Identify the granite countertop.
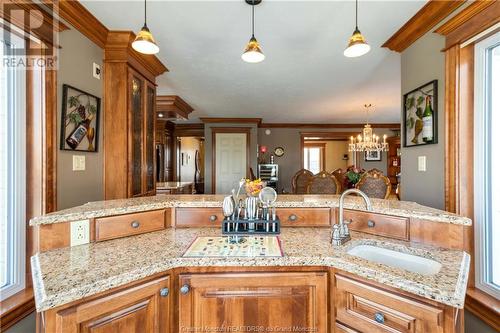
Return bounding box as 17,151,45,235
156,181,193,190
29,194,472,226
31,228,470,312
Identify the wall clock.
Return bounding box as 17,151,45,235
274,147,285,157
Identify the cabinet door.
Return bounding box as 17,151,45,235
129,71,144,197
179,272,328,332
335,275,443,333
54,276,170,333
144,82,156,194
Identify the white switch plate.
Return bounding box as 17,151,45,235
70,220,90,246
73,155,85,171
93,62,101,79
418,156,427,172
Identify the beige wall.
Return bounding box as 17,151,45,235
57,28,103,209
307,140,349,172
400,30,445,209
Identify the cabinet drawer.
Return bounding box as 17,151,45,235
175,208,223,227
335,275,443,333
95,209,166,241
343,210,409,240
336,322,360,333
277,208,331,227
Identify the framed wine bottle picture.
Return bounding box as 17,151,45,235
403,80,438,147
60,84,101,152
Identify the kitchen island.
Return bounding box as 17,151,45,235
30,195,472,333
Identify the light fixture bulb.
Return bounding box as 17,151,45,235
344,28,370,58
132,24,159,55
242,36,265,63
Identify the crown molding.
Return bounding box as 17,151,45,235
104,31,168,79
382,0,466,52
55,0,108,48
156,95,194,120
199,117,263,125
434,0,497,36
259,123,400,129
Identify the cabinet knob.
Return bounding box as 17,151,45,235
209,215,218,222
367,220,375,228
288,214,298,222
374,312,385,324
131,220,140,228
180,284,190,295
159,287,169,297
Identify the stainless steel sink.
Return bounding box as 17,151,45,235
347,244,442,275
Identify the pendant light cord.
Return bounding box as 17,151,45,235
355,0,359,30
252,0,255,37
144,0,147,26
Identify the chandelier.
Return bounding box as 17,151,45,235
348,104,388,152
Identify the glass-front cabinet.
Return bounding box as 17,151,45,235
128,68,156,197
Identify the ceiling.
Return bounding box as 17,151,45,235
82,0,425,123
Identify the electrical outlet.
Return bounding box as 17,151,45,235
70,220,90,246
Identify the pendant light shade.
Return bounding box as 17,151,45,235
344,28,370,57
242,0,264,63
132,24,159,55
242,36,265,63
132,0,159,55
344,0,370,58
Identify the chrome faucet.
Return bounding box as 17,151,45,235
332,189,373,246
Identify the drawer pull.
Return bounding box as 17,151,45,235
288,214,298,222
367,220,375,228
159,287,169,297
209,215,218,222
374,312,385,324
131,220,140,228
180,284,190,294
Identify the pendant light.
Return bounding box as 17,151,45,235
344,0,370,58
242,0,265,63
132,0,159,55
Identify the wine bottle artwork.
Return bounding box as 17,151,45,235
403,80,437,147
422,96,433,142
60,85,100,152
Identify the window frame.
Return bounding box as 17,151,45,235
0,34,27,301
473,31,500,300
303,143,325,174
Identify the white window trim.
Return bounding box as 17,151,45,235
473,32,500,300
0,36,26,300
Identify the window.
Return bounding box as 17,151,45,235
303,143,325,174
474,31,500,299
0,30,26,300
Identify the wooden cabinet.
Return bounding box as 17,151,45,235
178,272,328,332
175,207,224,227
103,31,167,199
342,210,409,241
277,207,331,227
386,136,401,194
335,274,443,333
95,209,166,241
44,276,170,333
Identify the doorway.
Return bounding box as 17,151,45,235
212,128,250,194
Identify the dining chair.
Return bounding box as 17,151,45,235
291,169,314,194
306,171,341,194
356,168,391,199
